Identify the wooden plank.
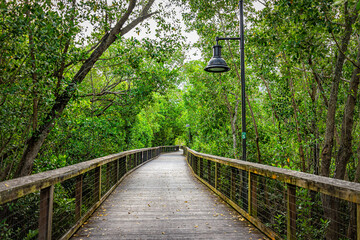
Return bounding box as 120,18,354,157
287,183,296,240
71,152,267,240
61,156,159,240
39,185,54,240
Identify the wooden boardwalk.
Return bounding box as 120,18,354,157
71,151,267,239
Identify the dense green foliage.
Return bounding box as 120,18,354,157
1,0,360,239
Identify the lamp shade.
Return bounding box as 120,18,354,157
204,44,230,73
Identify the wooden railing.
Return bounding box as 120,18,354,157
183,147,360,240
0,146,179,240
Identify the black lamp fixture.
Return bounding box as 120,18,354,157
204,43,230,73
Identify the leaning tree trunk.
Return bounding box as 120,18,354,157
335,41,360,240
320,2,359,239
14,0,158,177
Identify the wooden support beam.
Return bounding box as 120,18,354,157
207,160,211,184
215,162,219,190
94,166,101,201
231,167,236,201
116,159,120,181
287,183,296,240
75,175,83,221
248,172,257,216
357,203,360,240
39,185,54,240
197,156,201,177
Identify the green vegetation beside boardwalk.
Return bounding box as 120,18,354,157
1,0,360,239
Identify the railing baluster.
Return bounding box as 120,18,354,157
116,158,120,181
207,159,211,184
357,203,360,240
287,183,296,240
39,185,54,240
231,167,236,201
215,162,219,190
94,166,101,201
197,156,201,176
75,175,83,221
248,172,257,216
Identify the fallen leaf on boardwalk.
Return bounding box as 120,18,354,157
176,209,180,211
194,225,198,228
184,201,188,203
162,232,165,235
128,212,131,214
148,204,151,207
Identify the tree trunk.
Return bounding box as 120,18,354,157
320,3,359,239
288,76,306,172
320,1,357,178
334,43,360,181
14,0,157,177
246,95,262,163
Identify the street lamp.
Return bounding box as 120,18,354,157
204,0,246,164
204,0,247,209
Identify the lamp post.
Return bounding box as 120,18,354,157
186,124,191,147
204,0,247,209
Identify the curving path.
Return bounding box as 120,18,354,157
71,151,267,239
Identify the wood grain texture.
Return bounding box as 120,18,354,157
71,152,267,239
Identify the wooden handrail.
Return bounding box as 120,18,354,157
0,148,156,205
0,146,179,240
184,147,360,240
187,148,360,203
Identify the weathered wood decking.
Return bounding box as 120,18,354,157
71,151,267,239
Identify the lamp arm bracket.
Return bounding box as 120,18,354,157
216,36,241,45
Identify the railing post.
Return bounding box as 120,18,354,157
75,175,83,221
287,183,296,240
357,204,360,240
207,160,211,183
106,163,111,190
39,185,54,240
116,159,120,181
125,155,129,172
215,162,219,189
231,168,236,201
248,172,257,216
197,156,201,176
94,166,101,201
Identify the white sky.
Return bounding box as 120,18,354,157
81,1,264,61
